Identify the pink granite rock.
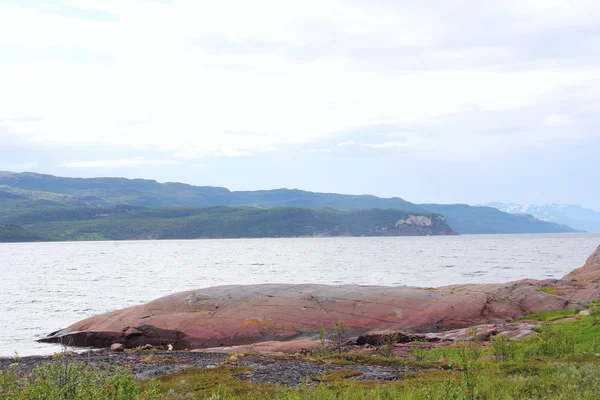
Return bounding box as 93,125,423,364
563,245,600,282
40,246,600,351
423,322,543,341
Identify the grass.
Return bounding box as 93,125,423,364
320,352,439,368
0,354,162,400
547,311,600,351
515,308,578,322
154,364,600,399
147,366,281,399
586,300,600,308
539,286,559,296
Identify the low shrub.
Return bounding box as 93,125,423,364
490,334,519,361
0,355,161,400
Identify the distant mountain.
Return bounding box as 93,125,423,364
0,171,578,235
421,204,578,234
0,171,421,211
485,202,600,233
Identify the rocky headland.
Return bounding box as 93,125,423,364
40,245,600,353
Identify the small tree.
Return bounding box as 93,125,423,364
317,324,328,356
410,341,427,361
490,334,518,362
380,332,399,358
330,320,349,354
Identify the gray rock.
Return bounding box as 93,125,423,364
110,343,124,352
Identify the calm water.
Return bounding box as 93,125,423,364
1,233,598,356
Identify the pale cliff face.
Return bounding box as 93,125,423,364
395,215,433,227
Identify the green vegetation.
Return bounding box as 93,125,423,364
540,310,600,348
330,320,350,354
0,224,59,242
539,286,560,296
0,171,578,235
145,366,278,399
317,325,328,357
0,355,161,399
0,206,453,242
320,353,434,368
151,363,600,399
380,332,399,359
515,309,578,322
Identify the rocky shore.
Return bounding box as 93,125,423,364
0,349,441,386
39,245,600,354
0,245,596,391
0,350,226,381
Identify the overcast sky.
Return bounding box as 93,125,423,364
0,0,599,209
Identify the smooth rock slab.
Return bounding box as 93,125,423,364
40,245,600,351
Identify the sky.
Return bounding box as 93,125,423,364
0,0,599,209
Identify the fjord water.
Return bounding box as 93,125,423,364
1,233,599,357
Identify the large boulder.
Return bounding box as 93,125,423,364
563,245,600,282
40,246,600,351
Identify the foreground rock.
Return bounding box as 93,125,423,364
41,246,600,352
354,321,543,346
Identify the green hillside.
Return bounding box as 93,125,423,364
0,171,578,235
0,172,421,211
4,206,455,241
0,224,60,242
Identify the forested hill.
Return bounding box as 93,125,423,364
0,206,455,241
0,224,59,243
0,171,578,235
0,171,420,211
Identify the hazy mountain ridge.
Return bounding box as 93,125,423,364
485,202,600,233
419,203,578,234
0,171,578,235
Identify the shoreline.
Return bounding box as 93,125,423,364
3,231,599,245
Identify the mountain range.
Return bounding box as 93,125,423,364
0,171,578,241
485,203,600,233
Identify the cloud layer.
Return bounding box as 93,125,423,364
0,0,598,207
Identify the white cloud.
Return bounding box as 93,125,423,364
61,158,179,168
0,1,599,159
302,148,331,153
544,113,570,126
387,132,418,138
360,142,414,149
344,132,425,150
173,149,254,158
0,162,39,172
